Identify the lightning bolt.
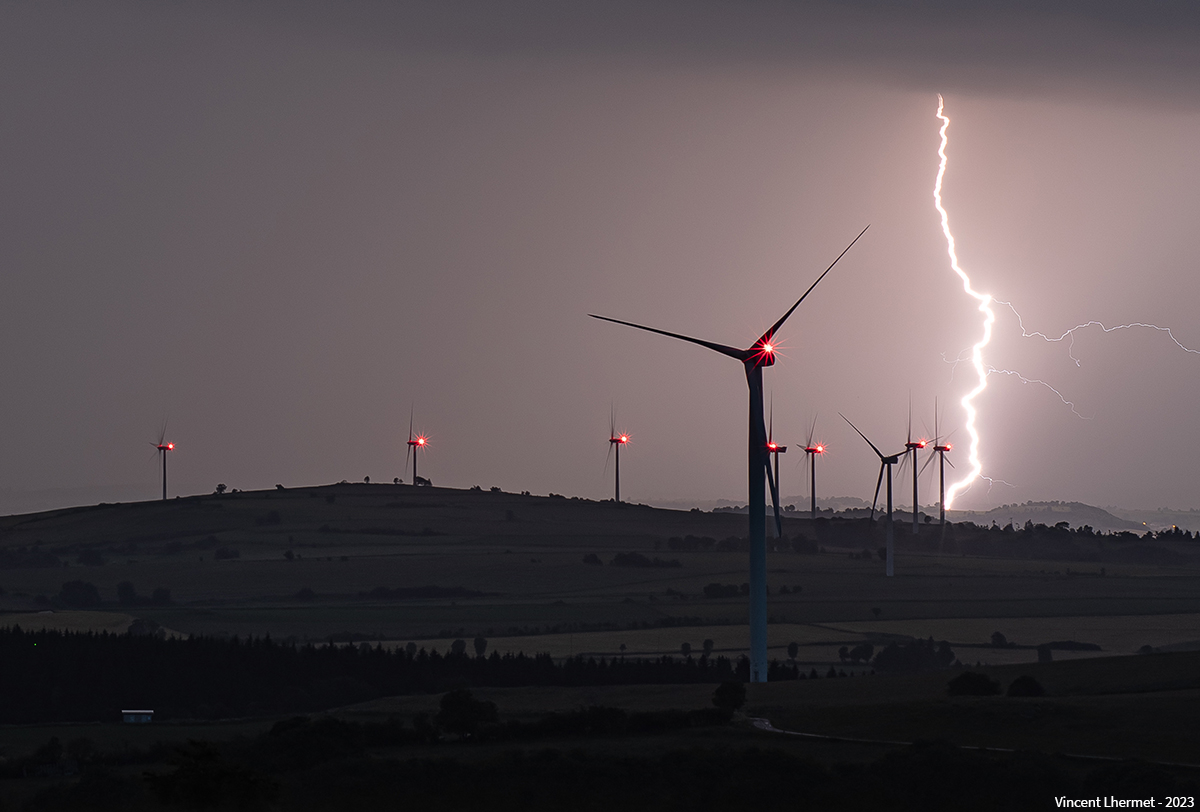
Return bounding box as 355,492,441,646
933,95,1198,509
933,95,993,510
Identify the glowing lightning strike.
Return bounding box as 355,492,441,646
934,95,993,510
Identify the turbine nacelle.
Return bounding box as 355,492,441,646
804,444,825,455
155,442,174,452
766,442,786,453
610,434,629,445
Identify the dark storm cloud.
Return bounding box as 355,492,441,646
270,1,1200,104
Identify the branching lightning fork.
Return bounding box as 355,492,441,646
934,95,1197,508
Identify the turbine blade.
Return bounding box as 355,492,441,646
610,404,615,438
840,413,885,460
945,456,956,470
897,450,910,479
871,463,884,521
807,414,817,448
752,225,869,347
588,315,748,360
604,441,613,476
408,405,414,443
769,396,774,444
907,396,912,445
764,454,783,538
918,449,936,478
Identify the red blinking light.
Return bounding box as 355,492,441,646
816,445,824,453
166,443,174,450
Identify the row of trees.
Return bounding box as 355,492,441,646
0,627,824,723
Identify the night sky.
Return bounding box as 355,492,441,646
2,2,1198,513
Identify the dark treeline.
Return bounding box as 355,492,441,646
0,627,809,723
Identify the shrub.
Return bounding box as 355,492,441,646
947,671,1001,696
1006,675,1045,697
76,550,105,567
712,681,746,711
609,552,680,568
58,580,101,608
702,583,739,599
436,689,497,736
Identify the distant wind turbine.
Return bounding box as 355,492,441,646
606,407,630,503
802,416,826,520
900,402,929,535
842,413,902,577
151,423,174,501
405,408,429,485
927,399,954,525
591,225,869,682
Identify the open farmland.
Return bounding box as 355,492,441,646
1,483,1200,668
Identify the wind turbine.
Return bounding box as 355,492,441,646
841,414,902,577
151,424,174,501
607,407,630,503
405,409,429,485
766,400,786,514
926,399,954,525
801,417,826,520
591,226,868,682
901,403,928,536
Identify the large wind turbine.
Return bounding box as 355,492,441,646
591,226,868,682
842,414,902,578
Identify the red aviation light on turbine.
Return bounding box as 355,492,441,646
766,441,786,453
610,433,630,445
409,435,428,448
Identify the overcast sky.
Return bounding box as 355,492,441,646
2,1,1199,514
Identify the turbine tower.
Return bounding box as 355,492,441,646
607,407,630,503
591,226,868,682
802,417,825,520
405,409,429,485
152,426,174,502
842,414,902,577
